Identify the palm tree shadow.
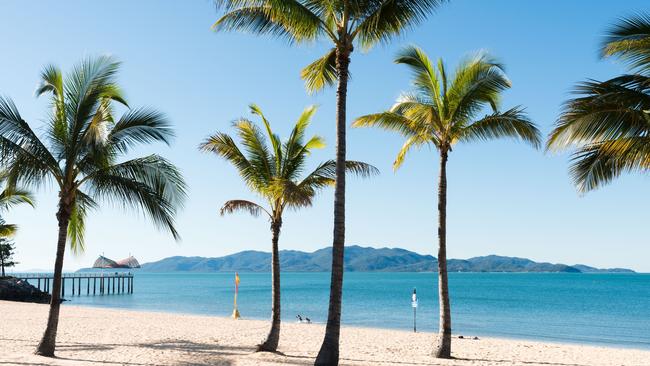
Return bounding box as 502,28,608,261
51,339,250,366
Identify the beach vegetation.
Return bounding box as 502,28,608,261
200,104,376,352
211,1,447,361
0,56,187,356
353,45,541,357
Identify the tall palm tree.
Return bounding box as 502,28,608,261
200,104,376,353
0,56,187,357
353,46,540,358
211,2,446,363
547,14,650,191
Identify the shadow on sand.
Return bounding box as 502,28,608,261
0,338,596,366
1,338,247,366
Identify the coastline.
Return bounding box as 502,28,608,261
52,300,650,351
2,300,649,366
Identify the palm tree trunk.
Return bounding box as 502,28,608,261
315,45,351,366
434,149,452,358
257,218,282,352
35,200,71,357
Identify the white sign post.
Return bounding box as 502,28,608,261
411,288,418,333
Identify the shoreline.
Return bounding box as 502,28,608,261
53,301,650,351
3,300,650,366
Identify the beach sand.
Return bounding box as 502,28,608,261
1,300,648,366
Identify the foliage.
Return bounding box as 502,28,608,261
0,56,187,253
0,238,18,276
548,14,650,192
200,104,377,220
0,179,34,238
353,45,541,163
212,0,447,92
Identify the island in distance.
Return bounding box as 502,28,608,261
98,246,633,273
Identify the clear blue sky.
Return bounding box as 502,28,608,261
2,0,649,272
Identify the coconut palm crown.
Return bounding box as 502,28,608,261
200,104,376,353
0,56,187,357
201,104,378,218
548,13,650,192
353,45,540,358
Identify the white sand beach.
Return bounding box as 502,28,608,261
1,301,648,366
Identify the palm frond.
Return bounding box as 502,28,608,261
344,160,380,178
212,0,324,44
569,137,650,192
83,155,187,241
353,0,446,50
282,105,320,178
68,192,97,254
547,77,650,151
446,52,509,123
63,56,126,161
199,132,261,189
249,104,282,171
0,96,60,184
602,13,650,74
462,107,541,149
0,187,35,211
393,134,428,170
395,45,444,111
220,199,270,218
0,222,17,237
108,107,174,154
298,159,378,192
234,118,275,184
352,111,425,138
301,48,338,93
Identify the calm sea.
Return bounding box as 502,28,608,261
26,272,650,349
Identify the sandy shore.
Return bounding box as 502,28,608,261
1,301,648,366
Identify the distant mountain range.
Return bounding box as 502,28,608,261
131,246,634,273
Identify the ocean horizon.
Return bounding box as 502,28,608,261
18,271,650,350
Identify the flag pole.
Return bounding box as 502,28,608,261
232,272,241,319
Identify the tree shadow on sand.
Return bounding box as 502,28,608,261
2,339,248,366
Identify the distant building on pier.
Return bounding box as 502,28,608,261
93,255,141,269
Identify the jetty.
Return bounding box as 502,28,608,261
14,272,134,297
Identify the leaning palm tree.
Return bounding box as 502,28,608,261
547,14,650,192
353,45,540,358
211,2,446,362
0,56,186,357
200,104,376,353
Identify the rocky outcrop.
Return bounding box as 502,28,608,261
0,277,51,304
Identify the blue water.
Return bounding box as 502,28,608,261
26,272,650,349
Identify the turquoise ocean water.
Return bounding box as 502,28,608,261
26,272,650,349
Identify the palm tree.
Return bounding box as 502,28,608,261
353,46,540,358
0,56,187,357
200,104,376,353
211,2,446,363
547,14,650,192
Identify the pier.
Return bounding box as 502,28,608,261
15,272,134,297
